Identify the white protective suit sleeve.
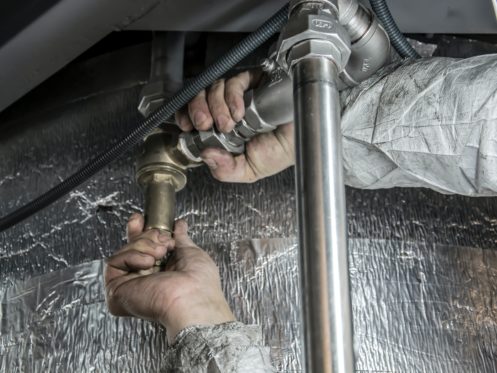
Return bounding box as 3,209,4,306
341,54,497,196
162,322,273,372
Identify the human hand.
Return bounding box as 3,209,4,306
175,70,295,183
105,213,235,342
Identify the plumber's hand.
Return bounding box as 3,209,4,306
105,213,235,342
176,70,295,183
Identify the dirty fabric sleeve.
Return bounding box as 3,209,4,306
341,54,497,196
163,322,273,373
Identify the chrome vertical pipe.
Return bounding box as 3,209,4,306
292,57,354,373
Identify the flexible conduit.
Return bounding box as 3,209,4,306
0,4,289,232
369,0,420,59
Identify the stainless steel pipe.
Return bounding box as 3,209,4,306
292,57,354,373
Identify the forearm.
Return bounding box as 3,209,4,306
164,322,273,373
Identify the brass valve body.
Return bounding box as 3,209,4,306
136,129,198,233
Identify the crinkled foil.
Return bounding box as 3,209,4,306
2,45,497,372
2,239,497,372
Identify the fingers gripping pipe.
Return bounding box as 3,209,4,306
178,0,390,162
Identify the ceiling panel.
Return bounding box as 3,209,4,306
127,0,497,34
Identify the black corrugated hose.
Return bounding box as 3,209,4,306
0,4,289,232
369,0,420,59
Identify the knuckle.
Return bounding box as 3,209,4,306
209,86,226,101
225,79,241,92
225,92,240,107
211,79,224,88
192,92,206,103
189,99,204,111
225,95,241,112
135,237,148,245
127,248,143,257
207,89,220,103
195,89,207,99
134,237,155,248
189,95,207,110
115,244,130,254
210,103,226,114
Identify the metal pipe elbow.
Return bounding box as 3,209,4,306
339,2,391,87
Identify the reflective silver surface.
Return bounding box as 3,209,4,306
3,238,497,372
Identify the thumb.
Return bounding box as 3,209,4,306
127,213,145,242
173,220,197,248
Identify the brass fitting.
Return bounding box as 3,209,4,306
136,128,198,234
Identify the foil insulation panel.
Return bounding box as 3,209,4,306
2,239,497,372
1,44,497,372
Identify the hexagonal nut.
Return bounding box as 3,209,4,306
178,129,247,162
288,39,345,70
244,101,275,133
137,81,171,117
198,130,245,154
178,132,202,162
276,13,351,72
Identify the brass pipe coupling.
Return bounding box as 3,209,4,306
136,129,200,234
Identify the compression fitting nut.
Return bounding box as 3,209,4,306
276,0,351,72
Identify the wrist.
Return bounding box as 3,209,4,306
160,292,235,343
